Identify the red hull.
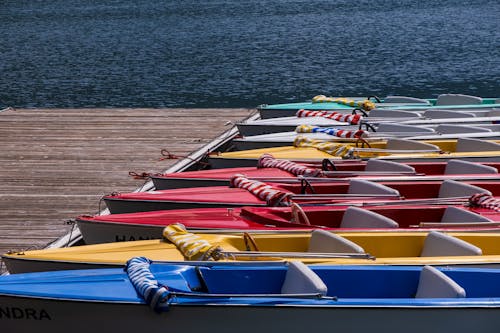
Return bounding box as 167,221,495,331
78,204,500,231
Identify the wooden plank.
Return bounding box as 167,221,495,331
0,107,254,273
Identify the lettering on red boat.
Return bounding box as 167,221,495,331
0,306,51,320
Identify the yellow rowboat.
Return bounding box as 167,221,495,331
6,224,500,273
210,137,500,168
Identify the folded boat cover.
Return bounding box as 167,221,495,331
163,224,222,261
230,174,292,206
296,109,362,125
294,136,355,157
257,153,323,177
469,193,500,212
311,95,376,111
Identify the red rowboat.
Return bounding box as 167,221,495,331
103,177,500,214
150,158,500,189
78,199,500,244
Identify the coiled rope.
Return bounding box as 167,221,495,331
230,174,293,206
296,109,362,125
257,153,323,177
468,193,500,212
125,257,171,312
311,95,376,111
296,124,368,139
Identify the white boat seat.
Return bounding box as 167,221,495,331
488,109,500,117
438,179,492,198
440,206,493,223
420,231,482,257
365,159,416,173
423,110,477,119
340,207,399,228
347,179,401,197
368,109,422,118
436,124,492,134
455,137,500,152
383,96,431,105
436,94,483,106
308,229,365,254
444,160,498,175
385,138,440,151
415,265,466,298
281,261,327,296
377,123,435,133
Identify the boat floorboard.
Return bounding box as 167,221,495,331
0,107,254,273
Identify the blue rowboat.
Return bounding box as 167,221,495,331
2,258,500,333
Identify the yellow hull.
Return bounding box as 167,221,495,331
6,231,500,269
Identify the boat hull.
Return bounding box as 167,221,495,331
2,294,500,333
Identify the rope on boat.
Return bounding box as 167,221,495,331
296,109,363,125
230,174,293,206
158,149,211,168
125,257,171,312
296,124,368,138
310,96,376,111
257,153,323,177
163,224,223,261
469,193,500,212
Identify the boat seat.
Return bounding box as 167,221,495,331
440,206,493,223
420,231,482,257
415,265,466,298
347,179,401,197
385,138,441,151
444,160,498,175
383,96,431,105
436,124,492,134
423,110,477,119
340,206,399,228
308,229,365,254
377,123,435,133
365,159,416,173
368,109,422,118
455,137,500,152
281,261,327,296
488,109,500,117
438,179,492,198
436,94,483,106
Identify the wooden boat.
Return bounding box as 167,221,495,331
151,158,500,189
76,201,500,244
233,124,500,150
259,94,500,118
7,225,500,272
209,137,500,168
103,177,499,214
2,260,500,333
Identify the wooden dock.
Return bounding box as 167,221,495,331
0,107,255,272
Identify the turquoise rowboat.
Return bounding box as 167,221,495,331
259,94,500,118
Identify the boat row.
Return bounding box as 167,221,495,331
2,93,500,332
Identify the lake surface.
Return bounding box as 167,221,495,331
1,0,499,108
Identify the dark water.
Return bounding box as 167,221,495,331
1,0,499,108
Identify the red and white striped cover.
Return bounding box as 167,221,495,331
469,193,500,212
257,153,323,177
229,174,292,206
296,109,362,125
